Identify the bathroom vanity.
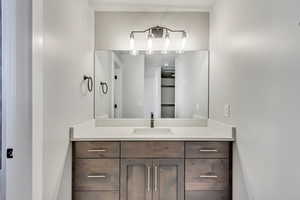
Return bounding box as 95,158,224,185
72,141,232,200
71,48,234,200
71,120,235,200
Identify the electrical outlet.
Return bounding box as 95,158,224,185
224,104,231,118
7,148,14,159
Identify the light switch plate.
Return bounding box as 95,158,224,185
224,104,231,118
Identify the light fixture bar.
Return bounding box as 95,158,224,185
129,26,187,53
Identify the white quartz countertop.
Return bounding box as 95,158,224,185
70,119,236,141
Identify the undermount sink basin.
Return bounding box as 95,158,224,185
132,128,173,135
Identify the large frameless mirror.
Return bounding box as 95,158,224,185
94,50,209,119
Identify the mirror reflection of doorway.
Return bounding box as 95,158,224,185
161,66,175,118
113,62,122,118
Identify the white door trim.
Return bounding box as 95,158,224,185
32,0,44,199
1,0,17,199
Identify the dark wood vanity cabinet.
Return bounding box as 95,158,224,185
72,142,120,200
72,141,232,200
185,142,231,200
120,159,184,200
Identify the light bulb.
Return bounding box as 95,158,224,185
179,31,187,54
147,32,153,54
130,32,136,55
162,31,170,54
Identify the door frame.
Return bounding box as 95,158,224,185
32,0,44,200
1,0,16,198
0,0,4,198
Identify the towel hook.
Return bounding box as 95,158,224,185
83,75,93,92
100,82,108,94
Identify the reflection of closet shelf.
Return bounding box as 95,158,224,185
161,104,175,107
161,85,175,88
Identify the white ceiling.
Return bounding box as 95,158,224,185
89,0,216,11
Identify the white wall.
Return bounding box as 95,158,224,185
210,0,300,199
175,51,208,118
95,12,209,51
95,51,113,118
119,54,145,118
42,0,94,200
144,65,161,118
2,0,32,199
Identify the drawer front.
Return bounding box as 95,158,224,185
74,142,120,158
73,191,119,200
73,159,119,191
121,142,184,158
185,159,229,191
186,191,230,200
185,142,230,158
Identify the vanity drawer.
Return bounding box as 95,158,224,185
121,142,184,158
185,142,230,158
73,191,119,200
73,159,119,191
185,159,229,191
185,191,230,200
74,142,120,158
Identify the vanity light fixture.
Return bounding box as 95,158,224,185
129,26,187,55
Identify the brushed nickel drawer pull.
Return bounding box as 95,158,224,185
87,174,106,178
147,166,151,192
199,149,218,152
199,175,218,178
88,149,107,152
154,166,158,192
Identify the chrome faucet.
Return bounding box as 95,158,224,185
150,112,154,128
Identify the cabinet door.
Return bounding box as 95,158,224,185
153,159,184,200
121,159,153,200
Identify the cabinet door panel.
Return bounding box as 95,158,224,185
121,159,152,200
153,159,184,200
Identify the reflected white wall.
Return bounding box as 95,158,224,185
175,51,208,118
119,54,145,118
95,51,113,118
144,65,161,118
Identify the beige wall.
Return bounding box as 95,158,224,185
95,12,209,50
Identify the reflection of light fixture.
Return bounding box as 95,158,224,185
129,26,187,55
